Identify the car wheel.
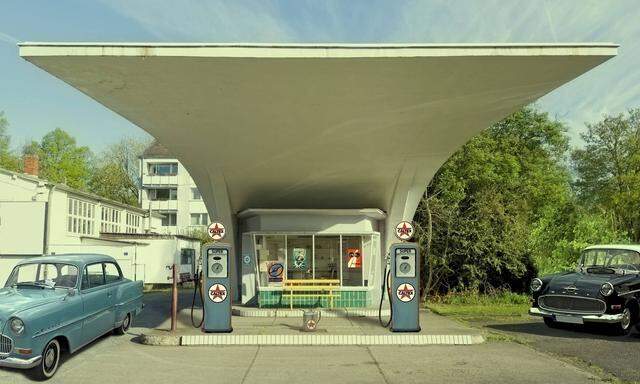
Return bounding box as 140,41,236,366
29,339,61,381
543,316,560,328
611,306,635,336
114,313,131,335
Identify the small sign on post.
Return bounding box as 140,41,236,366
394,221,415,241
207,222,226,241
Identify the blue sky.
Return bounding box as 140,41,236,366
1,0,639,152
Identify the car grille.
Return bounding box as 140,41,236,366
539,295,606,315
0,334,12,355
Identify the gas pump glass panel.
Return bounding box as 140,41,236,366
395,248,416,278
207,248,228,278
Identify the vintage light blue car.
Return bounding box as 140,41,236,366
0,254,143,380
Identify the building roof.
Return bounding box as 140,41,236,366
0,166,149,215
19,43,618,233
141,140,173,159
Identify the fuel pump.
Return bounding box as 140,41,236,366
389,242,421,332
201,243,233,333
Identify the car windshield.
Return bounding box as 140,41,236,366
5,263,79,289
579,249,640,273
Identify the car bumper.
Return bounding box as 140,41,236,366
529,307,624,324
0,355,41,369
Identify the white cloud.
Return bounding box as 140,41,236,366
100,0,640,144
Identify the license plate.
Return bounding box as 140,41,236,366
554,314,584,324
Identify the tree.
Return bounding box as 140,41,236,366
415,107,572,295
0,111,19,171
88,137,149,205
27,128,92,190
572,109,640,241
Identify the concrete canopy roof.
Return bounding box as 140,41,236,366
19,43,617,246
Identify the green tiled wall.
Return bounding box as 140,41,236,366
258,290,369,308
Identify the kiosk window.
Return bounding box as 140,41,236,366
255,235,286,286
342,236,363,286
287,235,313,280
314,236,340,279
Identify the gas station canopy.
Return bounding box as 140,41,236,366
19,43,617,249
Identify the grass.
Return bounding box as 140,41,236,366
426,290,531,320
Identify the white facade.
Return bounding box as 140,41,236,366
139,148,210,236
0,167,200,285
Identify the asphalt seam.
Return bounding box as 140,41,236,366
240,345,261,384
365,346,391,384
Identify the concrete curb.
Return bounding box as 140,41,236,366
232,307,390,318
140,333,484,346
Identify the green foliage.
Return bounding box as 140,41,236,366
572,109,640,241
28,128,92,190
416,107,569,294
427,290,530,318
89,137,149,205
0,112,19,171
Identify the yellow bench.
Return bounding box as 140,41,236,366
281,279,341,309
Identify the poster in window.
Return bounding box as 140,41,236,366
267,262,284,282
346,248,362,269
292,248,307,270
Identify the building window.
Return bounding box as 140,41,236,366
148,163,178,176
67,197,95,235
148,188,177,201
287,235,313,280
125,212,141,233
341,236,363,286
255,235,286,287
191,188,202,200
160,211,177,226
101,206,122,233
315,236,340,280
253,234,374,288
190,213,209,226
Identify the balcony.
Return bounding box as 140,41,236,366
142,174,178,186
147,200,178,210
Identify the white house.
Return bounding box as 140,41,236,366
139,141,211,235
0,162,201,286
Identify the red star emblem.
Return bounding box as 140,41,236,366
397,284,414,300
210,285,226,299
209,224,224,236
397,222,412,237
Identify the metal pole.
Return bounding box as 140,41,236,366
171,264,178,332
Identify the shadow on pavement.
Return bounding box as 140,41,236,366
487,321,640,342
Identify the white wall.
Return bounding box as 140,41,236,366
0,201,46,255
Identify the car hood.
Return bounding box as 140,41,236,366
546,271,633,295
0,287,66,320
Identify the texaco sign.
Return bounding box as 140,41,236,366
207,222,226,241
395,221,415,241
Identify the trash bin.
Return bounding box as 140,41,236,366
302,309,321,332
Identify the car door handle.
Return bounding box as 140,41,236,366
107,293,113,298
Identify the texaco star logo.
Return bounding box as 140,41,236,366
395,221,415,241
208,283,228,303
207,222,226,240
396,283,415,302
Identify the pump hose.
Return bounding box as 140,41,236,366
190,271,205,328
378,266,393,328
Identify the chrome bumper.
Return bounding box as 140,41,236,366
529,307,624,323
0,355,41,369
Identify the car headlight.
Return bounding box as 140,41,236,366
9,317,25,335
600,282,614,297
530,278,543,292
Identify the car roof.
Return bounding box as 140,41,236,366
584,244,640,252
17,253,117,266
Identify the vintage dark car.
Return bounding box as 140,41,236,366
529,245,640,335
0,254,143,380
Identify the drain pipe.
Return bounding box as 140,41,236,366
43,184,56,255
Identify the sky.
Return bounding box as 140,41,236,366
1,0,639,153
